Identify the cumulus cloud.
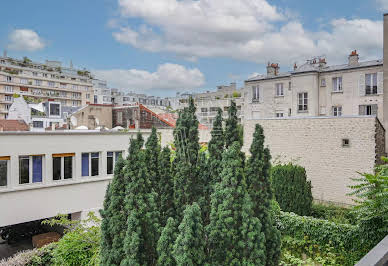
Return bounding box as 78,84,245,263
8,29,46,51
93,63,205,95
112,0,383,67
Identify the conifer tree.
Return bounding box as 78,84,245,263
173,203,206,266
246,124,281,266
207,142,265,265
159,146,174,225
122,142,160,265
208,108,224,182
173,97,201,217
146,127,161,202
224,100,240,148
100,157,127,265
157,217,177,266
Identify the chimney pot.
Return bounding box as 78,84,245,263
348,50,359,66
267,62,280,76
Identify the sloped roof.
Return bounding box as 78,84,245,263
156,112,209,130
0,120,29,131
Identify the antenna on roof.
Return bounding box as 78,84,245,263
70,60,73,69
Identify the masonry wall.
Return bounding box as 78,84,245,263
71,105,112,129
243,116,381,205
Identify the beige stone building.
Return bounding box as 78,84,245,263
0,56,94,119
244,53,383,121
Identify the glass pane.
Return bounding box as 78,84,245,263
53,157,61,180
107,156,113,175
32,156,42,183
19,157,29,184
82,153,89,176
91,157,99,176
0,161,7,186
64,156,72,179
115,152,122,161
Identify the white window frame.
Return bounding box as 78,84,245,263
332,106,342,117
82,152,100,177
275,83,284,96
252,85,260,101
332,77,342,92
0,158,10,188
18,155,45,185
321,78,326,87
276,112,284,118
107,151,123,175
35,80,42,86
48,81,55,87
20,78,28,85
365,73,377,95
5,86,13,92
52,155,74,181
5,95,13,102
298,92,308,112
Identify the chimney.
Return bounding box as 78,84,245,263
267,62,279,76
293,63,298,71
319,57,327,68
348,50,359,66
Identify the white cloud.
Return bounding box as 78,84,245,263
8,29,46,51
377,0,388,11
93,63,205,95
112,0,383,67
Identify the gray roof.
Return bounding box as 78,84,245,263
246,59,383,82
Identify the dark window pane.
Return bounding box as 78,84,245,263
115,152,122,161
64,156,72,179
107,156,113,175
19,157,29,184
0,161,7,186
82,153,89,176
91,157,99,176
53,157,61,180
32,156,42,183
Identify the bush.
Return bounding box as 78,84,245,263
311,203,356,225
272,163,313,216
28,242,57,265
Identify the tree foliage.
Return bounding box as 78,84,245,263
145,127,161,191
207,108,224,183
272,163,313,216
246,124,281,266
224,100,241,148
207,142,266,265
159,146,174,226
173,203,206,266
157,217,177,266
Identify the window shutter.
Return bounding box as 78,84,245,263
372,104,378,116
359,74,365,96
377,72,383,94
359,105,365,115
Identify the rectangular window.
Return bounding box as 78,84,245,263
201,108,208,113
91,153,99,176
48,81,55,87
86,93,90,99
82,153,89,176
6,76,12,82
252,85,259,101
53,154,74,180
359,104,378,116
0,157,10,186
332,106,342,117
275,83,284,96
33,121,44,128
288,81,292,91
5,96,13,102
82,152,99,177
19,155,43,184
49,103,60,116
298,93,308,112
35,80,42,86
5,86,13,92
60,83,67,89
276,112,284,118
20,78,28,84
332,77,342,92
365,73,377,95
33,72,38,77
321,78,326,87
107,151,123,175
72,85,78,90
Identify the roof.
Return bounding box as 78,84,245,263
0,120,29,131
246,59,383,82
156,112,209,130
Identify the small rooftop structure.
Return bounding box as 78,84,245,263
0,119,29,131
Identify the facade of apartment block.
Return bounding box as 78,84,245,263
244,53,383,122
0,56,94,119
92,79,112,105
111,89,170,108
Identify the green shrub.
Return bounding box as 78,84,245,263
28,242,57,265
311,203,356,224
272,163,313,216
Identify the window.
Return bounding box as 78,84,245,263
6,76,12,82
5,95,13,102
332,77,342,92
82,152,99,177
60,83,67,89
365,73,377,95
288,81,292,91
33,72,38,77
5,104,11,110
201,108,208,113
43,73,48,78
35,80,42,86
86,93,90,99
321,78,326,87
19,155,43,184
20,78,28,84
342,139,350,147
107,151,123,175
0,156,10,186
252,85,259,101
275,83,284,96
332,106,342,117
52,154,74,180
117,112,123,124
33,121,44,128
48,81,55,87
276,112,284,118
359,104,378,116
49,103,60,116
72,101,79,107
5,86,13,92
72,85,78,90
298,93,308,112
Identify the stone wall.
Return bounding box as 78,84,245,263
243,116,382,205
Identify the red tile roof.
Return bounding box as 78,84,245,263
156,112,209,130
0,120,29,131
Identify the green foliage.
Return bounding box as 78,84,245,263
146,127,161,190
232,91,241,98
246,124,281,266
349,158,388,249
157,217,177,266
224,100,241,148
207,142,266,265
173,203,206,265
159,146,175,226
208,108,224,182
27,242,57,266
42,213,101,266
272,163,313,216
310,203,356,224
99,156,127,265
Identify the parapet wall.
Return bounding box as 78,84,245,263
243,116,383,205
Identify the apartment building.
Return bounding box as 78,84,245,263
111,89,170,108
92,79,112,105
0,56,94,119
244,52,383,121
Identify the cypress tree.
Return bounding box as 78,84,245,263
207,107,224,182
145,127,161,189
224,100,241,148
159,146,174,225
100,156,127,265
123,143,160,265
173,96,201,217
246,124,281,266
173,203,206,266
207,142,266,265
157,217,177,266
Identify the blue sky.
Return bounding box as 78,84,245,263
0,0,387,96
